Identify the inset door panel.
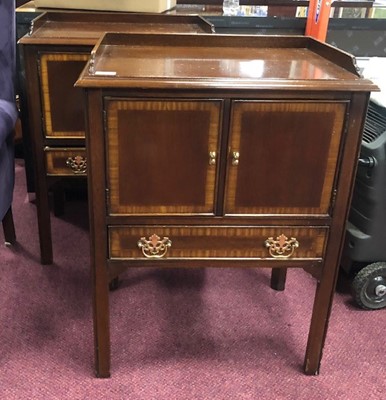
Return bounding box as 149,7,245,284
40,53,89,138
225,101,346,216
105,99,222,215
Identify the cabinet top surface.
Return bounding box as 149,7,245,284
76,33,376,92
18,11,214,45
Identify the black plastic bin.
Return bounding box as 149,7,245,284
342,99,386,310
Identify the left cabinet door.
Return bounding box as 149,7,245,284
105,98,222,215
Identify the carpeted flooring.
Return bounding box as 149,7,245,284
0,159,384,399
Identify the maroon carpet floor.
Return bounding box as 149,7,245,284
0,159,384,399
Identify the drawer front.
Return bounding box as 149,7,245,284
45,147,87,176
109,226,328,260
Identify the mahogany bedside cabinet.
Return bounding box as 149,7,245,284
18,11,214,264
75,32,376,377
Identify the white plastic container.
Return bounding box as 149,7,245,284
222,0,240,16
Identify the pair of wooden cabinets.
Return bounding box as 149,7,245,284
75,32,375,377
20,15,377,375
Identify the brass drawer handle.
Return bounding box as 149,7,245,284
66,155,87,174
265,234,299,258
137,234,172,259
231,151,240,166
209,151,217,166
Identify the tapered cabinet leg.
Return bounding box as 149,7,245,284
53,184,66,217
37,197,53,265
303,264,337,375
34,178,53,264
93,261,111,378
271,268,287,291
109,277,120,291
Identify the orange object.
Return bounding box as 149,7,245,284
305,0,332,41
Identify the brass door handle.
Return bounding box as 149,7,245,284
137,234,172,258
231,151,240,166
265,234,299,258
66,155,87,174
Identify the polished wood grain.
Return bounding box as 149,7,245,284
40,53,89,138
225,101,346,216
77,33,376,378
21,12,214,45
106,98,221,215
77,33,373,91
19,12,214,265
109,225,327,259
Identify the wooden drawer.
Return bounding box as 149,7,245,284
45,147,87,176
109,226,328,260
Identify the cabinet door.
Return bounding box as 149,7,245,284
39,52,89,138
224,101,346,216
105,98,222,215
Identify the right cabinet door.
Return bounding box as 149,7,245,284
224,101,347,216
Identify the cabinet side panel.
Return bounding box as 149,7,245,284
40,53,89,137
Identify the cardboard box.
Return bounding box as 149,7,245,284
34,0,177,13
